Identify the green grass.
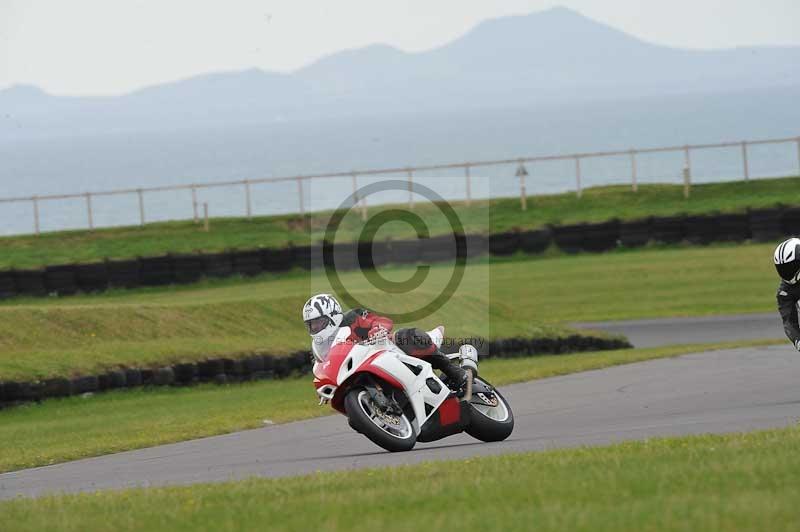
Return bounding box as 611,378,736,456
0,340,779,474
0,241,779,381
0,254,586,380
1,176,797,269
3,423,798,531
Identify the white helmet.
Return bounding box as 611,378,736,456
302,294,343,341
774,238,800,283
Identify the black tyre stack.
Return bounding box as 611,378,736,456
0,205,798,303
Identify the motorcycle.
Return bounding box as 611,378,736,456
312,327,514,452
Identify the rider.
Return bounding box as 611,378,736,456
774,238,800,351
302,293,468,392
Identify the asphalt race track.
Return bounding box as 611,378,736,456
572,312,784,348
1,315,797,500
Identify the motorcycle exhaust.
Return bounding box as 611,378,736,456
457,344,478,402
462,368,473,402
459,344,479,375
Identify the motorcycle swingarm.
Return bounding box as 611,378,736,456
468,379,498,407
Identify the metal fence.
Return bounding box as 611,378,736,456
3,134,799,236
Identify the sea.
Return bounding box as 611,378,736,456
1,86,798,236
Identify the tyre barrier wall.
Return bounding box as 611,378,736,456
0,334,631,408
0,207,793,300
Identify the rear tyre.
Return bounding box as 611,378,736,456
465,378,514,442
345,388,417,452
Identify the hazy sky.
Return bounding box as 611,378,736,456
2,0,799,96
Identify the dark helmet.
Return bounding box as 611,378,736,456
774,238,800,283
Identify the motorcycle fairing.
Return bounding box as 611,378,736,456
417,398,471,443
317,334,451,432
367,350,451,433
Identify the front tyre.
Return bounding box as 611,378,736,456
465,378,514,442
344,388,417,452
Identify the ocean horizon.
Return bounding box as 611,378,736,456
1,86,798,236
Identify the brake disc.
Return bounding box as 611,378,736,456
372,404,402,426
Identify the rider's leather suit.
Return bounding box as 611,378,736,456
340,308,467,387
777,280,800,345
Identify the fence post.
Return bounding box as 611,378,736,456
296,177,305,219
464,165,472,206
32,196,40,236
683,145,692,177
741,141,750,181
630,149,638,192
244,180,252,218
352,173,367,221
796,137,800,175
515,161,529,211
191,186,199,223
203,203,209,232
574,157,582,198
683,165,691,199
85,192,94,231
407,169,414,210
137,189,145,226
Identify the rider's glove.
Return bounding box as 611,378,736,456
368,325,388,341
794,339,800,352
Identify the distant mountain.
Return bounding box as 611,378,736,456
3,7,800,141
0,84,51,109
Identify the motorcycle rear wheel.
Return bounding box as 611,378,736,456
345,388,417,452
465,378,514,442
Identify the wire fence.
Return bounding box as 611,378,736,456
3,134,799,236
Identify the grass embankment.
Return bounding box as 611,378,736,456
0,341,779,473
1,176,796,269
0,242,778,381
3,424,798,531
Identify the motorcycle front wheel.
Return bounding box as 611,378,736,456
345,388,417,452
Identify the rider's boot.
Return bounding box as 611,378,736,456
426,326,468,394
429,350,468,395
394,326,469,394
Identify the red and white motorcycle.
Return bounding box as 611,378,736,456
313,327,514,452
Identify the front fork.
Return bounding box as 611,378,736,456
363,377,406,415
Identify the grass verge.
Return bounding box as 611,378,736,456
0,339,779,473
2,424,798,531
0,241,779,381
0,176,796,269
